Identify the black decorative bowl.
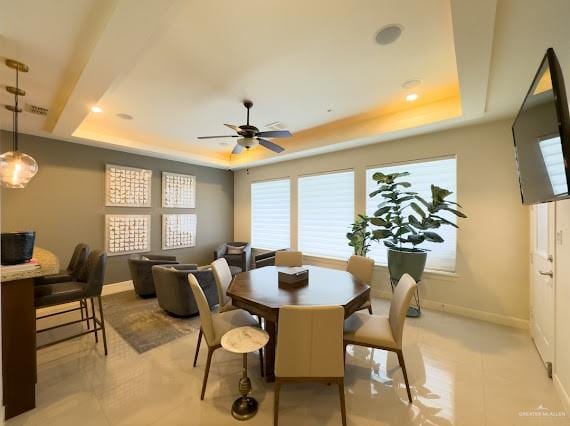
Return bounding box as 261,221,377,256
1,231,36,265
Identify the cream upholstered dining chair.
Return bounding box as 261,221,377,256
274,250,303,267
274,305,346,426
346,255,375,314
343,273,417,403
211,258,238,313
189,273,263,400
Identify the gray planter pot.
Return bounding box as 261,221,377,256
387,248,427,283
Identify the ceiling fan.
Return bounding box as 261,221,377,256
198,100,292,154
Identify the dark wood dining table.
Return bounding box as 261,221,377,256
227,265,370,382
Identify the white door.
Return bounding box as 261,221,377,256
530,202,555,375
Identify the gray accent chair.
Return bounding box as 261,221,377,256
252,248,287,269
128,254,178,297
152,264,218,317
35,250,109,355
35,243,90,285
213,242,251,273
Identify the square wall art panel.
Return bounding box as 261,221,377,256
162,172,196,208
162,214,197,250
105,215,151,256
106,164,152,207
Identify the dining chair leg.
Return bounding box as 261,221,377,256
396,350,412,403
82,299,90,330
259,348,265,377
90,298,98,343
201,346,214,400
338,379,347,426
274,381,281,426
367,305,373,314
97,296,108,356
343,343,348,364
193,328,203,367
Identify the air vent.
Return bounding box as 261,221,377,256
24,103,48,116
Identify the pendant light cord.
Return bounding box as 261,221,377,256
13,66,19,152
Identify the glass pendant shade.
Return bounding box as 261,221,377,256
0,151,38,188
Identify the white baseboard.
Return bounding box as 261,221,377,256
554,374,570,415
372,289,529,330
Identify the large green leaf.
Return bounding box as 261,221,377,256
372,229,393,240
431,215,459,228
441,206,467,218
410,202,426,218
407,234,425,245
370,217,388,227
374,206,391,217
423,231,444,243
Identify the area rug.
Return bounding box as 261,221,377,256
102,290,201,353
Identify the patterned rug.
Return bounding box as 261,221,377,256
102,290,202,353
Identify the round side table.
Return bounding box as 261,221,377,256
221,326,269,421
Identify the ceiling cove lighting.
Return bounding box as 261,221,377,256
0,59,38,189
91,105,103,113
405,93,419,102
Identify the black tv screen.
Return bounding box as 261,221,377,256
512,48,570,205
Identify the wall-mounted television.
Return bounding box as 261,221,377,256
512,47,570,205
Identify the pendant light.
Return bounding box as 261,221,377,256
0,59,38,188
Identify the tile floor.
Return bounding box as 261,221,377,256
7,297,569,426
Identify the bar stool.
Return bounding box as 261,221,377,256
35,250,108,354
221,326,269,420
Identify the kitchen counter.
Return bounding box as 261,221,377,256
1,247,60,282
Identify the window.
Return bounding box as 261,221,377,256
298,170,354,259
366,157,458,272
251,179,291,250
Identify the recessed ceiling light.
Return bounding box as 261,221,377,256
402,79,422,90
90,105,103,113
405,93,419,102
116,113,134,120
375,24,403,45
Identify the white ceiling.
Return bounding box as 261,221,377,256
1,0,569,169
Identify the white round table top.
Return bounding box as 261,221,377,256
221,326,269,354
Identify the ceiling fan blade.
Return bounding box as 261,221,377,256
232,144,244,154
258,138,285,153
224,123,241,132
197,135,238,139
255,130,292,138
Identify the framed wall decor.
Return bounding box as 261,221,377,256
105,164,152,207
105,214,151,256
162,172,196,208
162,214,197,250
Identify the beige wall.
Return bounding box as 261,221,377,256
234,118,530,322
1,132,234,284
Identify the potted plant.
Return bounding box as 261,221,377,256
369,171,467,283
346,214,372,256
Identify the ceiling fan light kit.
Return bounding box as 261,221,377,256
198,100,291,155
0,59,38,189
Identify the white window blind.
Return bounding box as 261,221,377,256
251,179,291,250
366,158,458,272
298,170,354,259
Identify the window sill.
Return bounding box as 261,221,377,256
303,254,459,281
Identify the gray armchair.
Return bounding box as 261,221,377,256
252,248,287,268
213,242,251,273
152,264,218,317
128,254,178,297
